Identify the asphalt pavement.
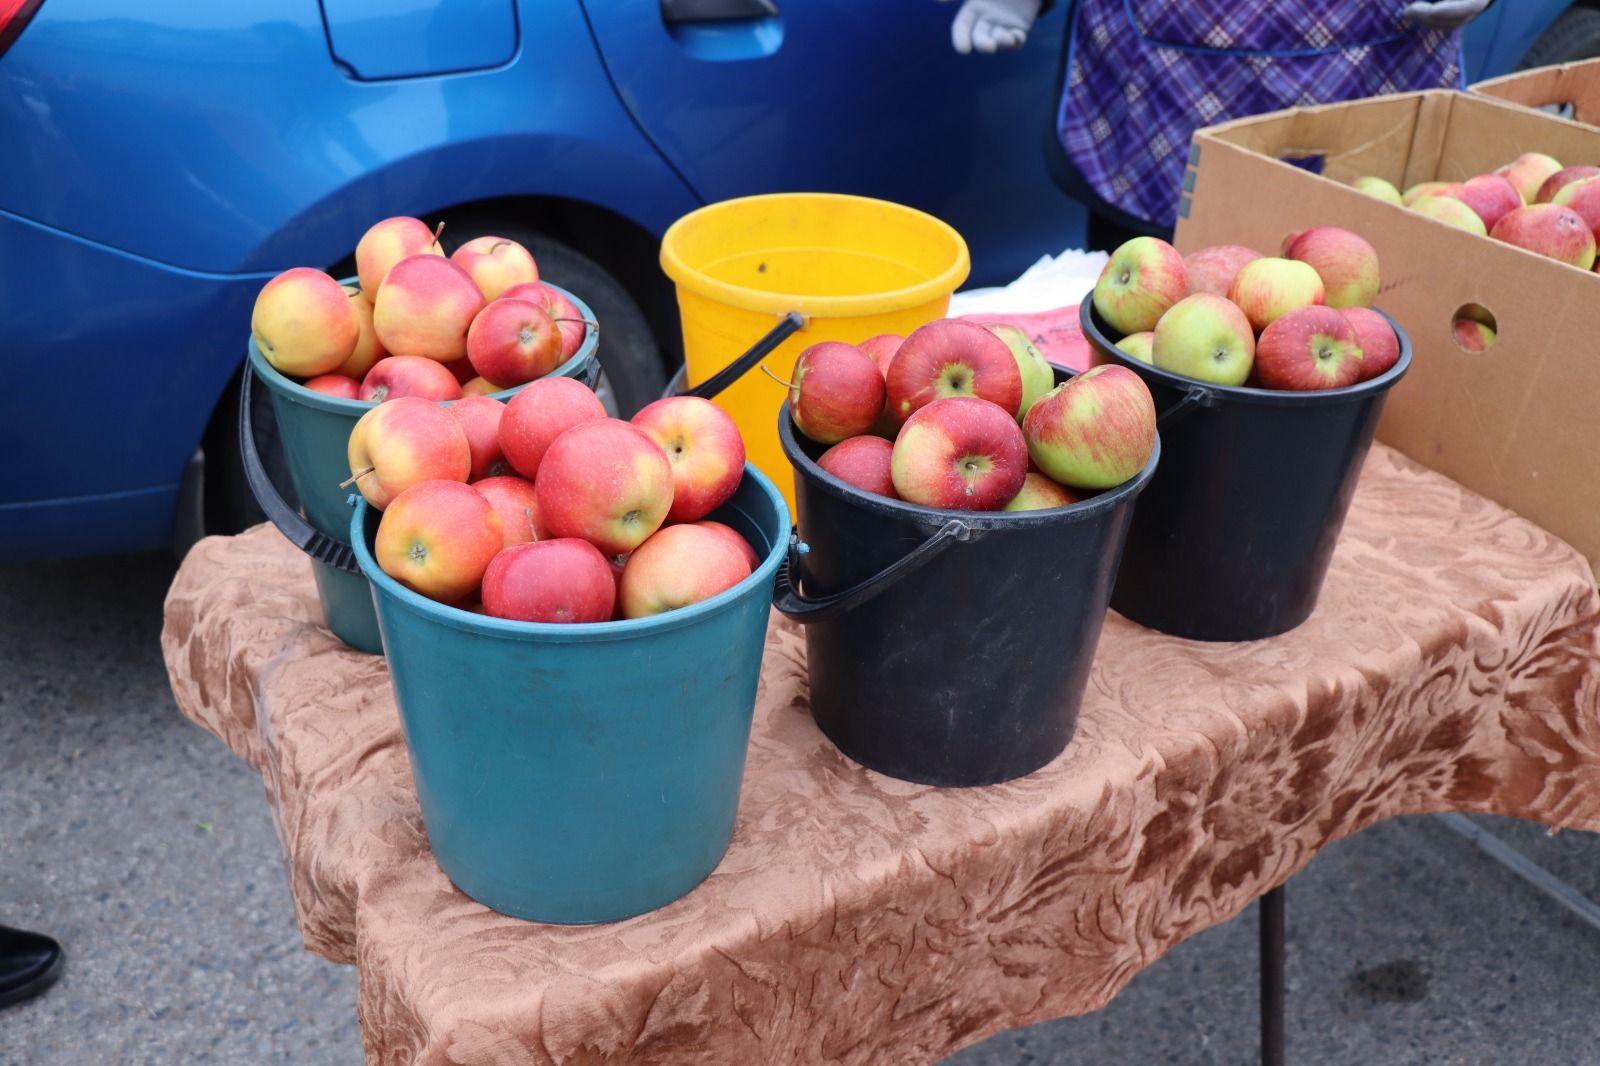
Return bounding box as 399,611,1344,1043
2,547,1597,1065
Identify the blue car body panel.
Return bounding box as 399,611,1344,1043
321,0,520,80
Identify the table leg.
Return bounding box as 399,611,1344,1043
1260,884,1286,1066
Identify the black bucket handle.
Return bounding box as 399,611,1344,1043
1157,383,1220,426
773,518,975,623
237,367,364,575
664,311,806,401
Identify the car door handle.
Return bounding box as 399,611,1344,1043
661,0,778,23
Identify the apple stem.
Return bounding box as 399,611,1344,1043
758,363,797,388
432,220,446,243
339,467,374,489
490,240,512,254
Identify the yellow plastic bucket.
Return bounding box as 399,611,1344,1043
660,193,970,512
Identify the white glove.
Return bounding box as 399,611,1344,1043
939,0,1041,55
1402,0,1492,31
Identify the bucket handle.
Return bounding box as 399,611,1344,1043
237,368,363,575
666,311,806,400
772,519,974,623
1157,384,1220,425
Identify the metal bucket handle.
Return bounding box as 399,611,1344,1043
772,519,975,623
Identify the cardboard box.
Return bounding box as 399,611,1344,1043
1473,59,1600,130
1174,90,1600,566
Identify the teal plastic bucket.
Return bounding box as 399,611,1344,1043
349,465,791,924
242,283,598,653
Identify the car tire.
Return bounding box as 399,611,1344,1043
199,363,284,537
1519,7,1600,70
439,221,667,416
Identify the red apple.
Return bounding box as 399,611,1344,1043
1554,177,1600,240
619,523,752,619
1340,307,1401,382
1183,244,1262,298
697,520,762,571
465,298,563,387
817,435,897,498
251,268,361,378
787,341,886,444
630,395,745,523
473,475,543,546
1490,204,1597,268
1411,194,1490,235
359,356,463,403
1536,165,1600,204
450,236,539,302
347,396,472,509
1454,318,1496,353
886,320,1021,424
535,419,674,554
1091,236,1188,334
1446,174,1524,232
859,333,903,378
1002,472,1080,512
504,282,586,361
371,254,486,362
440,354,479,386
448,395,507,481
481,539,616,624
1255,306,1364,391
1284,227,1380,309
1023,365,1155,490
374,479,502,603
334,285,387,380
891,397,1026,510
355,216,443,298
499,376,608,479
302,373,361,400
1498,152,1564,204
1228,257,1325,332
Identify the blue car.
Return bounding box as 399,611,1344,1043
0,0,1589,559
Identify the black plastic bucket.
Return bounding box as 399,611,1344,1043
774,376,1160,787
1080,300,1412,642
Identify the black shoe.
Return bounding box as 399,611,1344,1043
0,925,64,1009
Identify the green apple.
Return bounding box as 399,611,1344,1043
1114,331,1154,363
1353,176,1403,206
1152,294,1256,387
984,323,1055,421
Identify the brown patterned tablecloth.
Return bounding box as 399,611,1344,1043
161,445,1600,1066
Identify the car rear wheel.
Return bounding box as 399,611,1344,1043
1520,7,1600,71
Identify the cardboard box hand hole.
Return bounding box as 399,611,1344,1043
1451,303,1498,354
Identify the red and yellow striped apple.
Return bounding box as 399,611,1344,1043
355,216,443,297
1411,194,1489,235
1340,307,1401,382
1284,227,1379,309
1447,174,1523,232
450,236,539,302
1498,152,1563,204
374,479,502,603
1091,237,1188,334
786,341,885,444
536,419,674,554
1003,471,1080,512
984,323,1054,419
1228,257,1325,332
891,397,1027,510
347,397,471,509
1491,204,1597,268
504,282,586,361
1255,306,1364,391
1023,365,1155,490
1183,244,1261,299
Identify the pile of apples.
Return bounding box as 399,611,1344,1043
249,216,590,402
1352,153,1599,272
1092,228,1403,390
784,320,1157,512
347,379,759,623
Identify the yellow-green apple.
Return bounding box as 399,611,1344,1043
1553,177,1600,239
1454,318,1496,352
619,522,752,619
359,355,463,403
303,373,361,400
374,479,502,603
499,376,607,479
1114,331,1154,363
465,298,563,386
347,397,472,509
1447,174,1523,231
355,216,444,297
1254,306,1364,391
1340,307,1401,382
1497,152,1563,203
1411,194,1489,235
447,395,507,481
1152,294,1255,386
1536,165,1600,204
1490,204,1597,268
1183,244,1261,298
1227,257,1325,332
251,267,361,378
472,475,542,546
535,419,674,554
630,395,746,522
461,376,503,397
698,520,761,571
1402,180,1465,207
1353,176,1403,205
334,285,386,380
482,539,615,623
1091,236,1188,334
372,254,486,362
886,320,1020,424
891,397,1027,510
984,323,1054,420
1023,365,1155,490
503,282,586,361
817,435,896,498
1284,227,1379,309
788,341,886,443
1002,472,1080,512
450,236,539,302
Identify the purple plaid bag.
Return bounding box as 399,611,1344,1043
1057,0,1463,227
